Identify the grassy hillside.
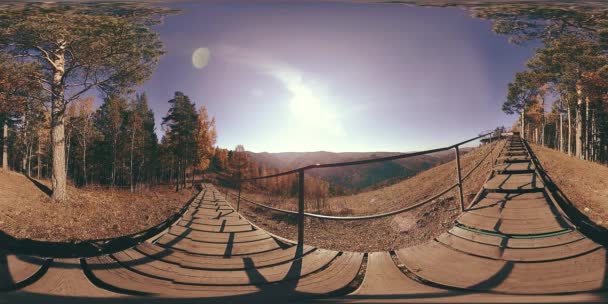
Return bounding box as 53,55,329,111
0,171,194,241
530,144,608,229
230,141,503,252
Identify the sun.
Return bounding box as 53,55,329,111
287,81,344,137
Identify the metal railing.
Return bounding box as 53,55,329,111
229,130,502,245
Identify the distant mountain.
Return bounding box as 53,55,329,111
246,149,471,192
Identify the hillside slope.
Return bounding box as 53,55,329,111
530,144,608,229
0,171,193,241
233,141,503,252
247,149,470,191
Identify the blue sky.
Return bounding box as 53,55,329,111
140,1,534,152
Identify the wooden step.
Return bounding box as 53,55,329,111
155,234,281,256
16,259,118,297
110,247,338,285
354,251,443,296
496,155,531,163
168,226,271,243
437,232,601,261
397,241,607,294
176,220,255,233
484,173,544,192
136,242,315,271
457,212,569,235
493,162,535,174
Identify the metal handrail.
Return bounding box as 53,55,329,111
245,131,494,181
231,137,500,220
228,131,501,244
232,182,458,220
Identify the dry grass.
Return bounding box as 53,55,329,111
228,140,504,252
0,170,195,242
530,144,608,228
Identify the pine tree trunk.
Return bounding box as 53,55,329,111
521,110,525,140
175,160,180,192
559,112,564,153
37,138,41,179
191,166,195,188
591,110,595,161
82,132,87,186
575,83,583,159
130,127,135,193
541,96,545,146
554,121,558,150
27,144,32,177
568,107,572,156
2,119,7,170
65,132,70,175
585,97,590,160
182,162,187,188
50,45,67,201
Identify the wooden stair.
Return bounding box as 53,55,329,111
2,136,607,303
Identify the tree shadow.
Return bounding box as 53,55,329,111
25,175,52,197
526,140,608,293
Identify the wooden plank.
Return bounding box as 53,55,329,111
502,238,602,261
484,173,544,192
436,233,502,259
168,226,271,243
439,232,601,262
187,208,239,219
17,259,118,297
156,234,281,256
496,155,531,163
449,226,504,247
495,248,607,294
397,241,506,289
354,252,443,296
168,249,337,285
506,230,586,248
467,204,555,219
450,226,589,249
0,253,47,290
493,162,535,173
500,151,528,157
176,221,254,233
458,212,569,235
472,193,549,210
484,192,546,200
136,242,315,271
293,252,364,294
85,255,171,294
180,217,250,226
84,256,260,297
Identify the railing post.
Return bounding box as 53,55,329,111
454,146,465,212
297,169,305,246
237,181,242,212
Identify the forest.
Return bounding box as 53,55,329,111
4,2,608,204
0,2,334,203
473,4,608,162
0,3,263,200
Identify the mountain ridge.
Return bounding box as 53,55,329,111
246,148,472,191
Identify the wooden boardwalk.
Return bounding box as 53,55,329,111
2,136,608,303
